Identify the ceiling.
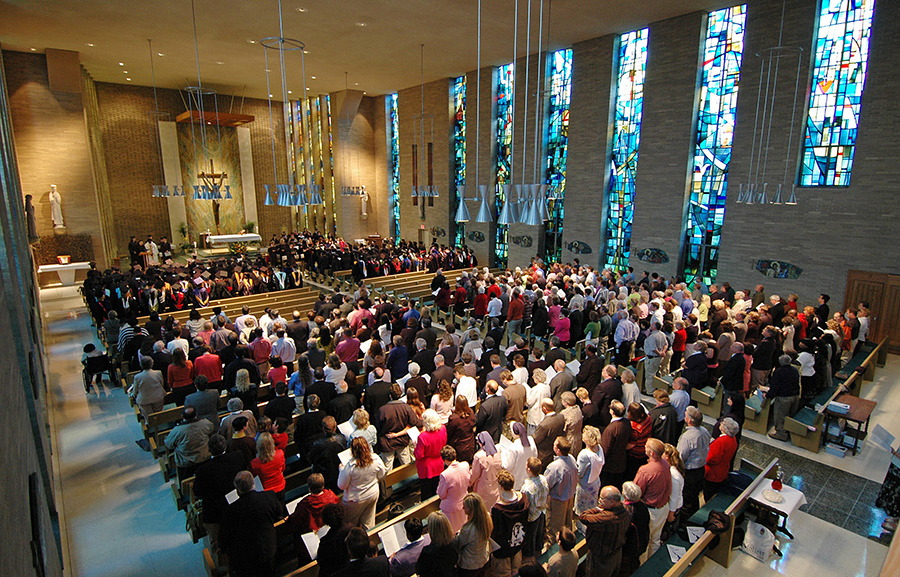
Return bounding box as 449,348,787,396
1,0,728,101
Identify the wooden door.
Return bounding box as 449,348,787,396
845,270,900,353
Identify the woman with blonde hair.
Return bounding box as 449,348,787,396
661,443,686,540
575,425,605,515
231,367,259,419
337,436,387,529
349,408,377,448
430,380,455,424
414,409,448,500
454,493,493,576
250,432,286,501
416,511,459,577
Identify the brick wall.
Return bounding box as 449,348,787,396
562,34,616,268
629,12,705,279
3,50,109,267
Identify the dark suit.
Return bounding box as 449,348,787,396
549,371,575,412
265,394,296,422
405,376,430,404
192,451,250,524
431,365,454,389
317,522,353,577
545,347,567,368
363,380,392,420
720,353,746,393
575,354,604,394
327,392,358,424
309,432,347,492
649,403,680,446
600,418,631,487
682,352,708,393
286,320,310,354
305,380,336,411
590,378,623,430
412,348,437,376
332,556,391,577
533,412,566,469
475,394,508,443
218,490,287,577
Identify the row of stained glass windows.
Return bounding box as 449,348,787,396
682,5,747,286
544,49,572,264
453,76,467,247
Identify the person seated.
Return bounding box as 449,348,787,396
389,517,431,577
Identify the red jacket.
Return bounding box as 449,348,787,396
250,449,286,492
287,489,340,533
474,294,489,316
414,426,448,480
193,352,223,383
508,297,524,321
705,435,738,483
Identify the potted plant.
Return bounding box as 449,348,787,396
244,221,256,234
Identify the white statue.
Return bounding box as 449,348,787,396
360,189,369,220
49,184,64,228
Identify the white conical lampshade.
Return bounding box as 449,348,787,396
498,184,515,225
454,185,470,222
475,184,493,222
785,184,798,205
518,184,533,224
537,184,551,221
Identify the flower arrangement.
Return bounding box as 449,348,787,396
230,241,247,255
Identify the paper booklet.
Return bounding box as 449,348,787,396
870,424,896,452
406,426,421,444
338,448,352,466
337,419,355,439
378,519,410,557
225,475,264,504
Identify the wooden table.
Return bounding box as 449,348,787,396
823,393,877,456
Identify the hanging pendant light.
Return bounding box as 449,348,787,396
518,184,533,224
475,184,493,222
785,184,798,205
497,184,516,225
770,183,783,205
523,184,542,226
455,185,471,222
537,184,551,221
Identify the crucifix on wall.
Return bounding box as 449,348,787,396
197,158,229,234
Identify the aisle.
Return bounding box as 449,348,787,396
42,287,205,577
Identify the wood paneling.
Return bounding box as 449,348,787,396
845,270,900,353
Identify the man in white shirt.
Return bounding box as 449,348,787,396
454,364,477,408
271,329,297,374
166,333,190,356
487,294,503,320
234,306,257,335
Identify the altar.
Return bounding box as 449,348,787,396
206,233,262,245
37,262,92,286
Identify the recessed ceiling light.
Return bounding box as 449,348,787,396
363,91,366,94
158,52,165,57
354,83,359,86
269,94,273,97
85,43,95,47
30,48,36,51
296,7,307,12
119,62,124,66
123,70,128,74
288,90,293,94
355,22,367,27
306,87,310,90
247,39,256,44
311,76,316,79
264,68,271,72
216,61,224,65
126,77,131,81
303,50,309,54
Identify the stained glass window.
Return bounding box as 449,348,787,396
389,93,400,242
453,76,467,247
800,0,876,186
544,49,572,264
682,5,746,286
495,63,514,267
604,28,648,271
324,95,335,236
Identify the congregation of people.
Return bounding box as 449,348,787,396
92,250,876,577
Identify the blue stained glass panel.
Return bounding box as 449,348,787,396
800,0,876,186
389,93,400,242
682,5,746,286
495,63,514,267
544,49,572,264
604,28,648,270
453,76,467,247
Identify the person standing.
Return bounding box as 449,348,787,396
218,471,287,577
599,401,630,489
633,439,671,559
454,493,493,577
545,437,578,546
676,407,710,523
762,355,801,441
578,485,631,577
337,436,387,529
437,445,471,532
414,409,448,501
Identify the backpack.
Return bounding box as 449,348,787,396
185,500,204,540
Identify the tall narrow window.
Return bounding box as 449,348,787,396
495,63,514,268
389,93,400,241
604,29,649,270
544,49,572,264
682,5,747,285
800,0,876,186
323,95,336,236
453,76,467,247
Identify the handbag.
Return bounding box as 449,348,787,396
741,521,775,562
